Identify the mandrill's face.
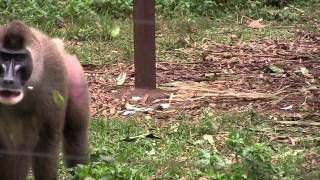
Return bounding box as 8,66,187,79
0,48,33,105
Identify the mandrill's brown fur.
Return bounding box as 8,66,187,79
0,21,90,180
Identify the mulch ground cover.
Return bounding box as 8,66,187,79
85,30,319,123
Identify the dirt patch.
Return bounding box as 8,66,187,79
85,30,320,121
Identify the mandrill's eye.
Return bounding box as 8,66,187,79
14,54,27,61
19,67,26,78
15,64,30,82
1,53,11,61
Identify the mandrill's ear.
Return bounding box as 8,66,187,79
3,20,30,50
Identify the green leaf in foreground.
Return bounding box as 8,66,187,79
268,65,285,74
52,90,65,108
111,25,121,37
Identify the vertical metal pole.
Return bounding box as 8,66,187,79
133,0,156,89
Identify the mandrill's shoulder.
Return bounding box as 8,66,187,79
29,27,50,41
50,38,87,86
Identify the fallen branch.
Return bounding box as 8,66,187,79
161,86,276,100
276,121,320,127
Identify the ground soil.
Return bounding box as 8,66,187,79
85,29,319,123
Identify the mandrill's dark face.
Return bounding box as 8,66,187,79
0,48,33,105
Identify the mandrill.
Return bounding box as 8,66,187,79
0,21,90,180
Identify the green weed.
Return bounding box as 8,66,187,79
57,109,315,179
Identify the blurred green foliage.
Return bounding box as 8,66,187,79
0,0,309,24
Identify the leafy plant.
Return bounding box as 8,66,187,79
226,131,278,179
0,0,95,25
69,161,143,179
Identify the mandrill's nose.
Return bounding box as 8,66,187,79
1,68,17,88
0,70,20,90
0,60,21,89
3,76,15,86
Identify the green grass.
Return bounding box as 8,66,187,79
42,15,297,65
57,108,318,179
40,11,314,65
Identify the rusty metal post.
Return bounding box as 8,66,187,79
133,0,156,89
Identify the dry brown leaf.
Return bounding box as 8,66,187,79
248,19,267,29
269,135,279,141
198,177,208,180
288,137,296,146
109,106,117,115
140,94,149,105
116,71,127,85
